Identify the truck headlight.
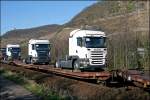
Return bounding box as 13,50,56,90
81,59,90,66
85,59,89,62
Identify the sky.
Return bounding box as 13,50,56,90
1,1,96,35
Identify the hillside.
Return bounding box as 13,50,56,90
1,1,149,69
1,24,61,47
66,1,148,27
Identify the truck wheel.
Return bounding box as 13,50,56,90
30,58,34,64
73,60,80,70
25,57,30,64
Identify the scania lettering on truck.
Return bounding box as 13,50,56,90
55,28,107,70
6,44,21,60
25,39,51,64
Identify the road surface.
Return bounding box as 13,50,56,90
0,75,40,100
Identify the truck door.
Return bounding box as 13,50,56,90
76,37,85,58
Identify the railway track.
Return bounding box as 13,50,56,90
1,60,150,92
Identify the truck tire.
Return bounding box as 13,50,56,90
26,57,31,64
30,57,34,64
73,60,80,70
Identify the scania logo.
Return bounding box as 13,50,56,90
93,49,102,51
39,51,46,53
13,52,18,53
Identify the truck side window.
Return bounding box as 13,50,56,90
32,44,35,50
77,37,82,47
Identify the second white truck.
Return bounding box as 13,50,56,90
6,44,21,60
55,28,107,70
25,39,51,64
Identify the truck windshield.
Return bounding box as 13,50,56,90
85,37,106,48
35,44,50,50
10,48,21,52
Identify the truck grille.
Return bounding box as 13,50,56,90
90,51,104,65
38,53,48,60
12,53,19,59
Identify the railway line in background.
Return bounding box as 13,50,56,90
0,60,150,92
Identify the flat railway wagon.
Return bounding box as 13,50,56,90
117,69,150,89
13,60,112,84
1,60,150,91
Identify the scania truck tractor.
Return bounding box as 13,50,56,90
55,28,107,70
25,39,51,64
6,44,21,60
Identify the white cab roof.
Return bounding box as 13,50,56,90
29,39,50,44
7,44,20,48
70,29,105,37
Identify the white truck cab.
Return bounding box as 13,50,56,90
26,39,51,64
56,28,107,70
6,44,21,60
